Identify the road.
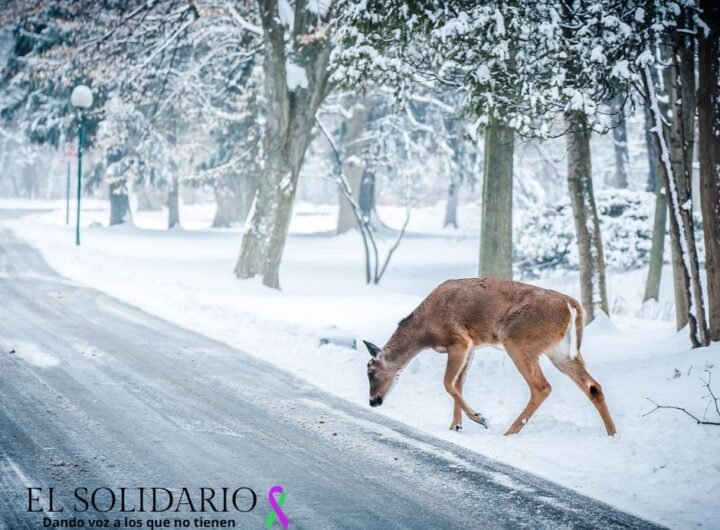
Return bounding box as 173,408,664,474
0,210,661,529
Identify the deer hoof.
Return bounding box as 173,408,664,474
471,412,489,429
449,423,462,432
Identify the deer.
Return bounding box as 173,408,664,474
363,278,617,436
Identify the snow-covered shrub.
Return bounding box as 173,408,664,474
514,189,655,277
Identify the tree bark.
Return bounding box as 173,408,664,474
565,112,609,321
213,185,241,228
443,177,459,228
644,188,667,302
610,96,629,188
337,158,363,233
359,169,375,219
656,21,709,345
337,102,369,234
136,184,163,212
109,182,132,226
698,0,720,342
665,35,696,331
479,117,513,279
644,104,660,193
235,0,333,288
643,77,667,303
213,174,257,227
644,54,709,347
167,175,179,229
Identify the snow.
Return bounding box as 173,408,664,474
277,0,294,28
286,61,309,90
307,0,331,16
610,59,630,80
3,199,720,529
589,45,606,64
9,340,60,368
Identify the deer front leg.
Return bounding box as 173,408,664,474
444,344,487,431
505,350,551,435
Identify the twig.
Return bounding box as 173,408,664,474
643,371,720,426
643,399,720,425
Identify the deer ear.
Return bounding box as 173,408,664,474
363,340,382,358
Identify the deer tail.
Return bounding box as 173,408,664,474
566,298,584,358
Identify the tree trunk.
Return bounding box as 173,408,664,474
644,55,709,347
337,102,369,234
167,176,179,229
337,157,363,233
610,97,629,188
136,184,163,212
213,185,241,228
235,0,333,289
643,80,667,302
565,112,609,321
213,174,257,228
109,182,131,225
665,36,696,332
359,169,375,219
479,117,513,279
644,104,660,192
643,188,667,302
443,177,459,228
658,22,709,345
698,0,720,342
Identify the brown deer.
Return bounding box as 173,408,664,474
363,278,616,436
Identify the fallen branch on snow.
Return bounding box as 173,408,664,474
643,370,720,426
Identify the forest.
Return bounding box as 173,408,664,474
1,2,720,527
1,2,718,344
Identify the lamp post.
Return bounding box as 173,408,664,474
70,85,93,246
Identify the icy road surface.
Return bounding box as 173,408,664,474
0,212,660,529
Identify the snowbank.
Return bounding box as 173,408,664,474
3,200,719,529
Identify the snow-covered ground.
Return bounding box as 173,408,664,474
3,199,719,529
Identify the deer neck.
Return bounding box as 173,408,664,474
382,328,423,370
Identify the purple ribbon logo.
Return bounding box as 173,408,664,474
265,485,288,529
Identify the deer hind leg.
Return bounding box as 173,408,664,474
549,354,617,436
444,344,487,431
504,349,551,435
449,350,475,431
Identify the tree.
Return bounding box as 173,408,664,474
235,0,335,289
642,31,709,346
656,4,708,345
643,73,667,303
566,112,609,315
698,0,720,341
334,1,644,318
480,118,513,279
334,98,370,234
443,117,478,230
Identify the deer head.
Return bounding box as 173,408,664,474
363,340,400,407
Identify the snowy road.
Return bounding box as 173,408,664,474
0,212,660,529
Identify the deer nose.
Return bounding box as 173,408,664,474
369,396,383,407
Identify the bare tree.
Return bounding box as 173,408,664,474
698,0,720,341
644,52,709,346
643,69,667,304
566,112,609,320
235,0,334,289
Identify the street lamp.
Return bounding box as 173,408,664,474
70,85,93,246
